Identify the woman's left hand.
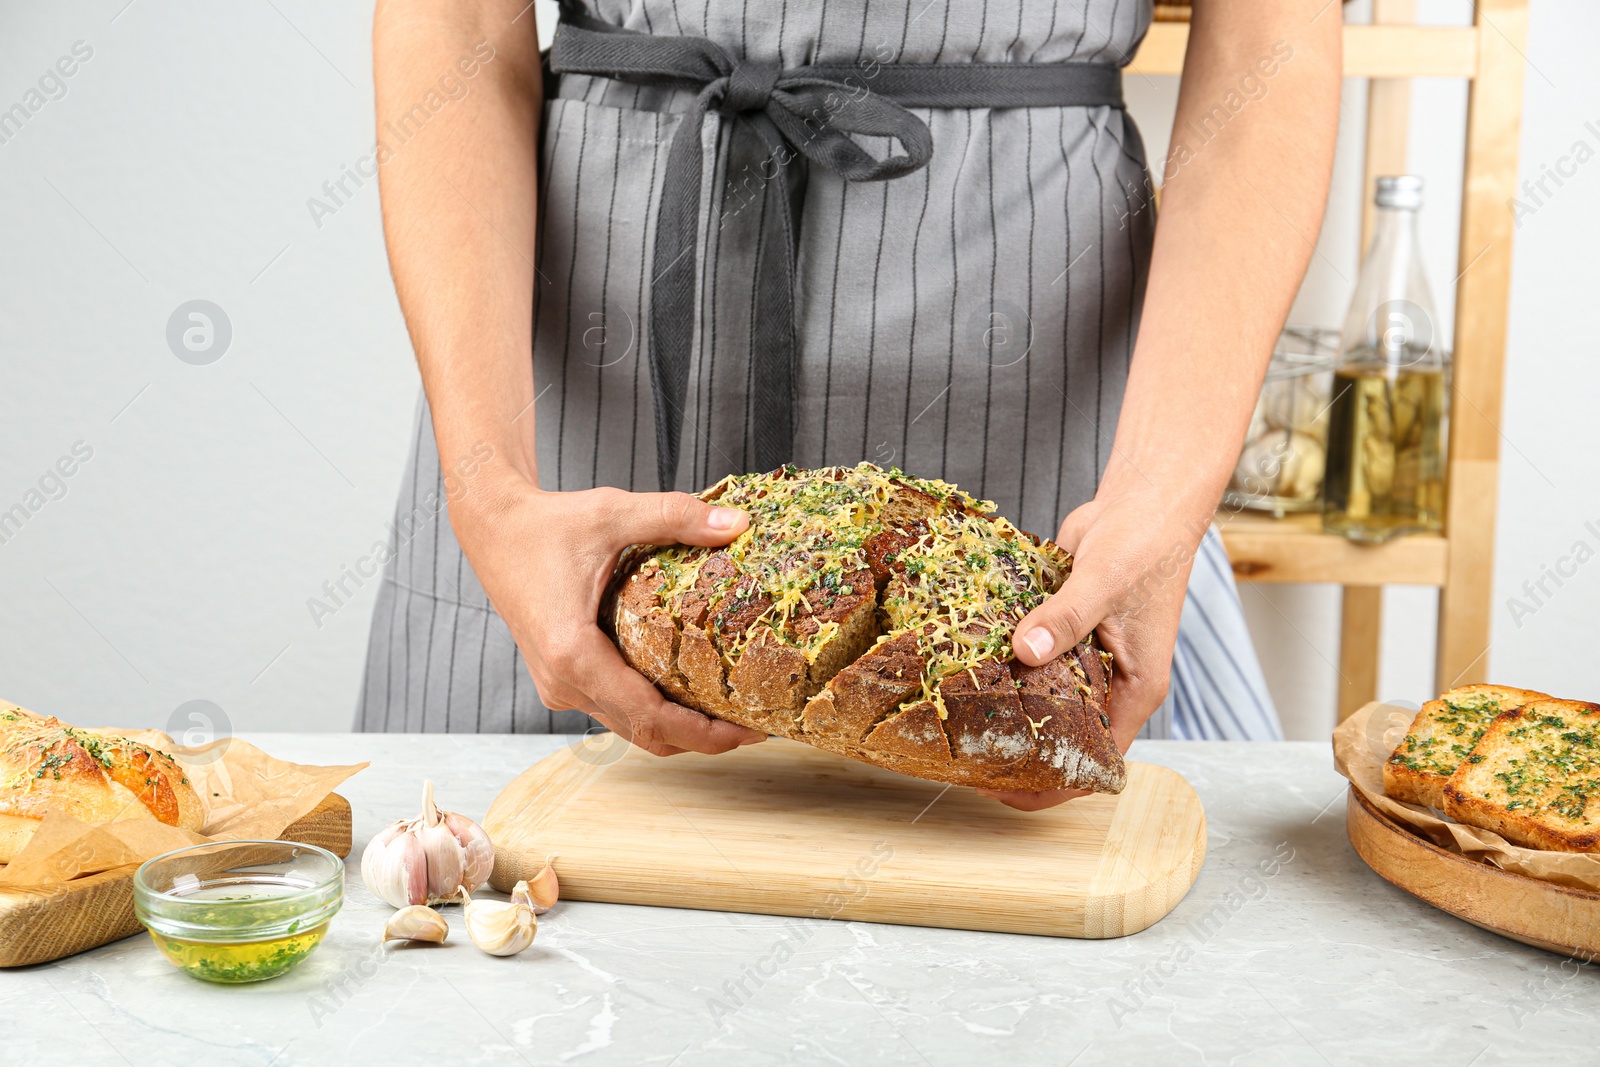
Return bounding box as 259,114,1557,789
970,0,1339,812
978,482,1207,811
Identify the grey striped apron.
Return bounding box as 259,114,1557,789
356,0,1282,741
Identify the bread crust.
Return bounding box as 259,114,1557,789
609,464,1125,794
0,705,203,862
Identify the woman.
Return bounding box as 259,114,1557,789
358,0,1339,808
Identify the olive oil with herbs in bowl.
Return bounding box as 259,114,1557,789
134,840,344,983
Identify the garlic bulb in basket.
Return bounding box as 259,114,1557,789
362,780,495,907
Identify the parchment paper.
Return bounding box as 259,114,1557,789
0,722,366,888
1333,700,1600,892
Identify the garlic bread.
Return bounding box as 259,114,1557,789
1383,684,1548,809
1442,699,1600,852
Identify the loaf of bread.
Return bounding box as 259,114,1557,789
0,704,204,862
607,464,1125,794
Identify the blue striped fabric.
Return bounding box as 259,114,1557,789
1144,525,1282,741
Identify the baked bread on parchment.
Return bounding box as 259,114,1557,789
1382,684,1549,809
606,464,1125,794
1441,698,1600,852
0,705,203,862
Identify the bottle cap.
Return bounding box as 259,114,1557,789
1374,175,1424,210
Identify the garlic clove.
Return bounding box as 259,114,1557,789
362,821,431,907
443,810,496,893
462,887,537,956
419,819,465,903
513,855,559,915
383,904,449,944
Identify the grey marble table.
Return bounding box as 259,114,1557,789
3,735,1596,1065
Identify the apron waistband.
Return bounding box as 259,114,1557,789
548,18,1124,491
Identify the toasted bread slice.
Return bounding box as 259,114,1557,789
1382,684,1548,808
1442,698,1600,852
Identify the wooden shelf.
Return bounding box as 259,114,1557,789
1127,23,1480,78
1216,511,1449,587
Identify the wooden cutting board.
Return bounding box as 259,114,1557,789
1346,785,1600,958
0,793,351,968
485,737,1205,938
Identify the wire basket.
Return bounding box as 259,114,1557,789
1222,327,1338,517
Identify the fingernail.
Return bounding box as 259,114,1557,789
707,507,741,530
1021,628,1054,661
737,732,767,745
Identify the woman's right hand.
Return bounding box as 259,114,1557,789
374,2,754,755
450,477,768,756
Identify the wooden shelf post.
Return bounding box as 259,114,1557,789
1337,0,1415,721
1435,0,1528,689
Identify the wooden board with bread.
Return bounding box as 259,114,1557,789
0,704,357,967
1336,686,1600,958
1346,784,1600,960
606,463,1125,795
485,735,1205,939
0,793,350,968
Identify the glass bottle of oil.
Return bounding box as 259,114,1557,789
1322,176,1449,543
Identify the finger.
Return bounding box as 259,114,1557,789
975,786,1090,811
1106,678,1156,753
1097,627,1169,754
575,706,688,757
1010,562,1116,666
568,628,766,755
601,489,749,548
633,701,768,756
1053,499,1102,556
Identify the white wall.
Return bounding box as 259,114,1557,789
0,1,1594,736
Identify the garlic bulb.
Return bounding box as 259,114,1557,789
516,855,559,915
1278,431,1327,500
383,905,449,944
362,781,495,908
462,884,537,956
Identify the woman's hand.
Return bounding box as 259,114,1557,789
376,2,764,757
976,0,1339,811
980,480,1206,812
451,477,768,756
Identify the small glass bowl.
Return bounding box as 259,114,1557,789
134,840,344,984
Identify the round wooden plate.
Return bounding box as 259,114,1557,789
1346,785,1600,959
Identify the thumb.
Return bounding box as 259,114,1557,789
1011,562,1114,666
609,490,749,548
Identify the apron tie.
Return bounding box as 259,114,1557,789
548,19,1123,491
